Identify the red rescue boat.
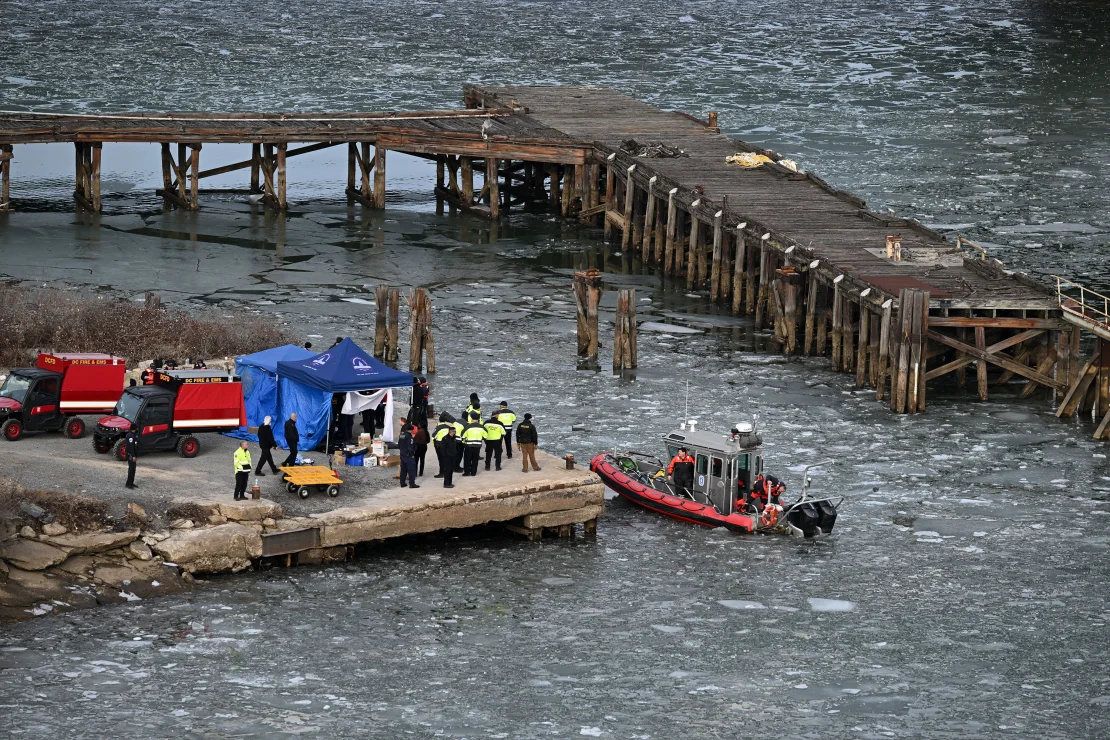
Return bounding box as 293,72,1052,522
590,422,839,537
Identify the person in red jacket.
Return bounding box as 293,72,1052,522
667,447,695,498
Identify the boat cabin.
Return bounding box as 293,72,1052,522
662,425,763,515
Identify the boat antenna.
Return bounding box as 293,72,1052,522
684,379,689,425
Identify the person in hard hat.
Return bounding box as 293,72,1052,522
233,441,253,500
667,447,695,498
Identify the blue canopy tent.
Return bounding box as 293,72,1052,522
276,338,414,452
228,344,315,442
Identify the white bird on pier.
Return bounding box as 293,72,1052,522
481,117,493,141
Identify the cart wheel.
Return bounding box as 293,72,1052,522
113,438,129,461
2,419,23,442
286,481,297,494
93,438,111,454
64,416,86,439
179,436,200,458
297,486,311,500
326,485,340,498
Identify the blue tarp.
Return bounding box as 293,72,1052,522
227,344,315,442
277,338,413,392
274,338,414,451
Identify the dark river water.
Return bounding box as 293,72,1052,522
2,1,1109,737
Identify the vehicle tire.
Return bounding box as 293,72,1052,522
286,481,297,494
113,438,129,462
2,419,23,442
179,436,200,458
297,486,311,500
326,485,340,498
64,417,86,439
93,437,112,454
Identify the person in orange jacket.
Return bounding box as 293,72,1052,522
667,447,695,498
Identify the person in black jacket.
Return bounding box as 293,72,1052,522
438,427,457,488
255,416,280,475
283,412,300,467
515,413,540,472
124,427,138,489
398,423,419,489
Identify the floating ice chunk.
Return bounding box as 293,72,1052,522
1031,524,1045,529
807,598,856,613
962,546,984,553
581,728,604,736
842,688,861,694
914,531,941,537
651,624,683,633
973,532,987,537
918,538,944,543
171,709,189,716
718,600,766,610
794,683,808,689
119,591,141,602
543,577,574,586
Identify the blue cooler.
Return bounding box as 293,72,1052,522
346,453,365,466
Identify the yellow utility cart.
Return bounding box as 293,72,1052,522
278,465,343,500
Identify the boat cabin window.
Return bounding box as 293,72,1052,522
734,453,751,490
666,445,679,461
695,454,708,476
711,457,723,477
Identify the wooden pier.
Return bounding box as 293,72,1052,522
0,86,1107,436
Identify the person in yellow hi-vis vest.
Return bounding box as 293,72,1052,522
494,401,517,460
483,415,505,471
233,441,253,501
460,417,486,476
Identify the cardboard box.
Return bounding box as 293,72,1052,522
358,433,373,447
378,454,400,468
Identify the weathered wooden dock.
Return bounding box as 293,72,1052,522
0,86,1106,436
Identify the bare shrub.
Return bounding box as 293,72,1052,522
0,284,291,370
0,479,111,532
164,502,209,524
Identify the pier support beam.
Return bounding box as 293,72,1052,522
74,142,103,212
574,269,603,361
374,284,400,361
613,288,638,372
408,288,436,374
0,144,12,211
346,143,385,210
732,226,748,315
664,189,678,276
157,143,200,210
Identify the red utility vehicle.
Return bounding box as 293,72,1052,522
0,353,127,441
93,369,246,460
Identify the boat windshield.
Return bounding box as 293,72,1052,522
0,374,31,403
112,392,145,423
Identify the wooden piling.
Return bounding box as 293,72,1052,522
408,288,435,373
830,276,844,371
373,146,386,209
732,226,747,315
908,290,929,413
574,269,603,360
856,304,871,387
876,299,893,401
487,157,500,219
778,268,801,354
868,310,881,388
975,326,988,401
0,144,11,210
842,295,855,373
643,177,657,260
374,285,389,358
710,211,724,301
890,289,910,413
613,288,638,372
686,210,700,290
803,264,819,355
386,287,400,362
664,189,678,275
621,166,636,249
189,144,202,211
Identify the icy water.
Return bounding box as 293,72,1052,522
2,1,1110,737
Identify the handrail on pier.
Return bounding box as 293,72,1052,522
1052,275,1110,332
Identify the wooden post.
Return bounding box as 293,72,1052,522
830,277,844,371
876,299,893,402
160,143,173,206
643,177,657,260
732,227,747,315
386,287,400,362
907,291,929,413
842,297,855,374
487,157,500,219
653,192,666,264
686,212,700,290
621,165,636,249
803,264,819,355
573,270,603,360
189,144,201,210
779,269,801,354
975,325,988,401
891,289,911,413
613,288,638,372
664,189,678,275
90,143,103,212
177,143,188,203
755,238,771,327
461,157,474,205
374,284,388,358
856,304,871,387
409,288,436,373
373,145,386,209
710,211,723,302
869,310,881,388
603,159,615,239
249,143,261,193
0,144,11,210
